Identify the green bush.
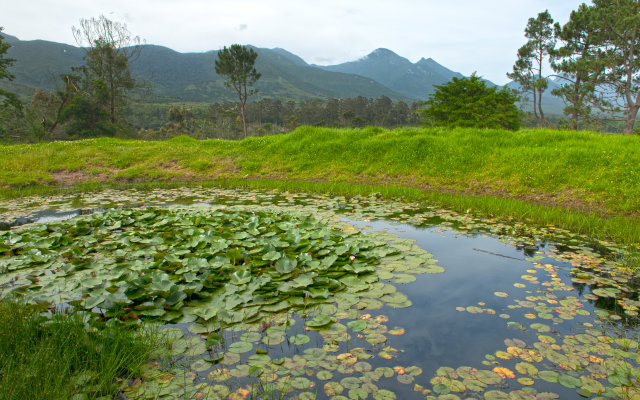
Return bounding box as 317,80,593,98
419,74,521,130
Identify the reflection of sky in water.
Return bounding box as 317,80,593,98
35,211,80,224
346,219,608,399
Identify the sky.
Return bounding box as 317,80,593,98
3,0,587,85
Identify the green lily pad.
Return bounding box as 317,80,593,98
228,341,253,354
347,320,367,332
306,315,335,329
558,374,582,388
372,389,397,400
539,370,559,383
290,334,310,345
341,377,361,389
317,370,333,381
483,390,509,400
291,377,312,390
190,360,211,372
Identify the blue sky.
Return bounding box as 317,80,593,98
3,0,586,84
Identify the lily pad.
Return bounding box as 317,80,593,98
306,315,335,329
228,341,253,354
290,334,310,345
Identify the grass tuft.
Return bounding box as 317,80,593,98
0,300,161,400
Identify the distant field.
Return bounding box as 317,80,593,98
1,126,639,244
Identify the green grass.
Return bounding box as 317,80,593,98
1,126,639,247
0,301,162,400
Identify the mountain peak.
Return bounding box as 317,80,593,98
371,48,397,56
364,48,402,60
416,57,437,66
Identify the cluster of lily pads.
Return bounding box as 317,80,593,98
448,248,640,399
1,187,639,400
0,202,444,399
0,206,441,327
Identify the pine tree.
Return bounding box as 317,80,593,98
550,4,609,129
508,10,555,126
214,45,261,138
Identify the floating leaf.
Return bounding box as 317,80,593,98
290,334,310,345
558,374,582,389
354,362,372,373
517,377,534,385
317,370,333,381
190,360,211,372
484,390,510,399
275,256,297,274
347,320,367,332
324,382,344,396
306,315,335,329
230,270,252,285
341,377,361,389
349,388,368,400
208,368,230,382
291,377,312,390
228,341,253,354
492,367,515,379
372,389,397,400
476,370,502,385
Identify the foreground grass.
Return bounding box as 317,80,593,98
0,301,161,400
1,126,639,247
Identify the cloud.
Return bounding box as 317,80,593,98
236,24,248,32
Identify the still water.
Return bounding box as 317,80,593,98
1,188,637,399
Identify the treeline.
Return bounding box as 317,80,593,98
135,96,423,141
510,1,640,134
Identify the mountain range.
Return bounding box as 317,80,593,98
1,32,564,115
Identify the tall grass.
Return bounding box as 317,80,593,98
2,127,638,212
0,301,161,400
1,127,639,246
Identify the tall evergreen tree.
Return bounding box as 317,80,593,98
508,10,555,126
591,0,640,134
551,4,609,129
214,44,261,138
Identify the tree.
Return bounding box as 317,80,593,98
72,15,140,124
590,0,640,134
419,74,521,130
59,69,115,138
214,44,261,138
550,4,610,130
0,27,21,111
508,10,555,126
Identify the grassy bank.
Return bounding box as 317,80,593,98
0,301,161,400
1,126,639,246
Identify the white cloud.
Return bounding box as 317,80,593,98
3,0,585,84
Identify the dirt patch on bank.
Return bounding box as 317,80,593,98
51,169,113,186
39,167,636,219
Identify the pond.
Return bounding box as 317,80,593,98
0,187,638,400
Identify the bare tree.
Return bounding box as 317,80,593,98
72,15,142,123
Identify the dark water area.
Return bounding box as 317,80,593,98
341,220,595,399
